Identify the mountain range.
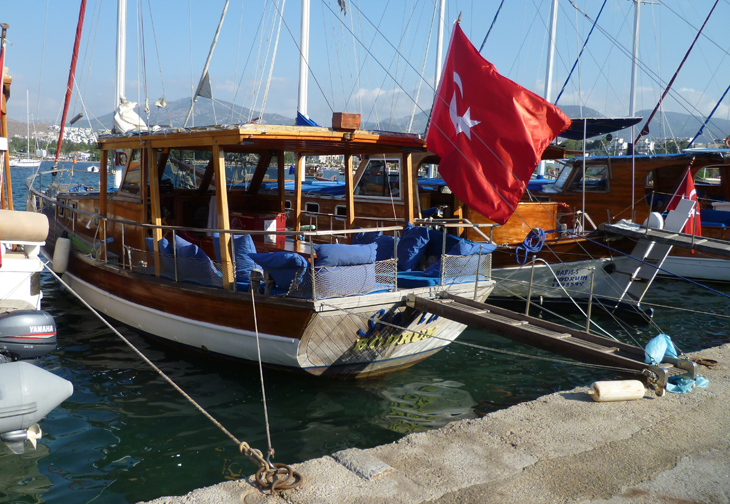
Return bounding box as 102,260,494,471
10,100,729,144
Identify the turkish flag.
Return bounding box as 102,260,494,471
426,24,571,225
666,167,702,236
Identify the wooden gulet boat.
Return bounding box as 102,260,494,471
30,125,496,379
530,150,730,282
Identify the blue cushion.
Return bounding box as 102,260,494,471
249,252,309,290
352,229,382,245
298,263,376,298
397,222,429,271
426,229,461,257
212,233,258,282
448,239,497,256
374,235,395,261
423,239,496,277
397,270,442,288
145,237,172,255
315,243,377,266
146,235,220,286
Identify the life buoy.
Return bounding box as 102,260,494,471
725,136,730,148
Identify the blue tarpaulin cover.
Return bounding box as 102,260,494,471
644,334,708,394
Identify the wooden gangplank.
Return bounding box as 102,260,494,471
603,223,730,257
407,292,696,388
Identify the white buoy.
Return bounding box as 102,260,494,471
589,380,646,402
52,237,71,274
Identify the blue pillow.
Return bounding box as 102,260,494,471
426,229,461,257
352,229,382,245
249,252,309,290
374,235,395,261
397,222,429,271
315,243,377,266
212,233,258,282
145,237,172,256
448,239,497,256
424,239,497,277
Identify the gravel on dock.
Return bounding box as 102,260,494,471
140,343,730,504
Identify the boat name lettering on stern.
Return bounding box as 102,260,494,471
551,269,590,288
354,327,440,351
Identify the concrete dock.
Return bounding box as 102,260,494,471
142,343,730,504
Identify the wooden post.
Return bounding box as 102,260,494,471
213,144,234,289
293,153,304,240
344,153,354,230
401,151,414,224
1,94,11,210
99,149,108,261
147,144,163,277
247,151,273,194
277,150,285,213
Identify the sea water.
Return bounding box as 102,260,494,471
2,165,729,503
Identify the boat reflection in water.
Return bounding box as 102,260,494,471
0,444,53,501
374,379,476,435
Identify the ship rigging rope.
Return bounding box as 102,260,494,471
145,0,172,126
41,263,302,492
573,232,730,301
267,0,334,113
259,0,286,120
319,301,643,376
328,1,582,236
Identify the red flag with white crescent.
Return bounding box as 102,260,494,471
666,167,702,236
425,23,571,225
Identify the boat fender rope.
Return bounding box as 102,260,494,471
516,227,546,265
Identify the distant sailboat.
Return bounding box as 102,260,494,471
9,90,41,168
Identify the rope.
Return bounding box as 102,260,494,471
260,0,286,120
574,232,730,301
478,0,505,53
554,0,607,105
42,262,302,492
515,228,546,265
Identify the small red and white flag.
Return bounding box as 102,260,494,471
425,23,571,225
666,167,702,236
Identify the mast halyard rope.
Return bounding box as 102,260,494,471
184,0,230,128
260,0,286,121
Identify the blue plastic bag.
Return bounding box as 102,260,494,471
666,374,709,394
644,334,677,365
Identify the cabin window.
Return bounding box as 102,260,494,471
568,165,609,192
552,164,573,192
285,200,292,209
120,149,142,196
355,159,401,198
645,172,654,188
58,199,65,218
305,202,320,213
335,205,347,217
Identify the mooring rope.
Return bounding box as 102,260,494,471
43,262,302,492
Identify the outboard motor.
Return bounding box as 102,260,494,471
0,310,57,363
0,311,71,454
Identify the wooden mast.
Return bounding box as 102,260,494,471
343,154,354,229
147,144,162,277
294,153,304,239
99,149,108,261
402,152,415,223
212,144,234,289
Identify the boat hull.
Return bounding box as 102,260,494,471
56,253,493,379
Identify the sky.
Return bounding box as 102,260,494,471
1,0,729,138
